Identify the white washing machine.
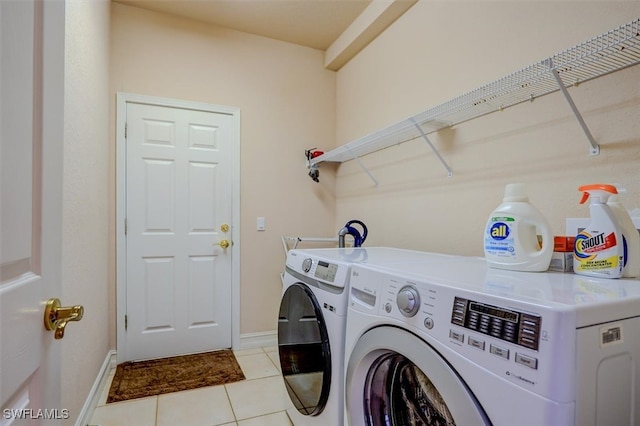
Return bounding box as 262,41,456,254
279,247,440,426
344,254,640,426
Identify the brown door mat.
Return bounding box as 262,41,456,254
107,349,245,403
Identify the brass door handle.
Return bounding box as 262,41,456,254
44,298,84,340
213,239,230,249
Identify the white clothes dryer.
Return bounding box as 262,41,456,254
279,247,439,426
344,254,640,426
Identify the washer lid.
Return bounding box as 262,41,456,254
288,247,466,266
354,256,640,327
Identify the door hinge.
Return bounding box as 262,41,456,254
124,122,127,138
124,218,127,235
125,314,128,330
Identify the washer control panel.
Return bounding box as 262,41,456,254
451,296,541,351
287,251,352,292
371,274,546,378
300,257,339,283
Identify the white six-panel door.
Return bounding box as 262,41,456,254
1,0,65,420
122,100,236,362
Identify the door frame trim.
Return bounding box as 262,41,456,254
115,92,241,362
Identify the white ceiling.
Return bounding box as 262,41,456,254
113,0,373,51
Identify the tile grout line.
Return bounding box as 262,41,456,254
153,395,159,426
222,384,239,425
225,349,248,424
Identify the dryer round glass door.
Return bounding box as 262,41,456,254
278,283,331,416
346,326,490,426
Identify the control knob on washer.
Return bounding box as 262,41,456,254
302,258,313,273
396,286,420,317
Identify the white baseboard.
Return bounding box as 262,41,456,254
237,330,277,350
76,350,116,426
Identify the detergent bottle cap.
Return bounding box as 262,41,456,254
578,183,618,205
503,183,529,202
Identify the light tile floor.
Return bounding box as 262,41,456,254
90,346,293,426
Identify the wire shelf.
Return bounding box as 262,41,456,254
312,18,640,165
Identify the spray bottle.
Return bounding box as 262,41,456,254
573,184,624,278
608,190,640,277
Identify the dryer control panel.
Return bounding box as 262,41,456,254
451,297,541,351
313,260,338,282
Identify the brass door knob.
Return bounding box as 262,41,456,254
213,239,230,249
44,298,84,340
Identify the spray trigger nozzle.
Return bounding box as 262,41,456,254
578,184,618,205
580,192,590,204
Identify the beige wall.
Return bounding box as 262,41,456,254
62,0,111,422
335,2,640,254
109,3,337,337
53,2,639,420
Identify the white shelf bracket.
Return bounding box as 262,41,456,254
546,58,600,156
410,118,453,177
347,148,380,187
